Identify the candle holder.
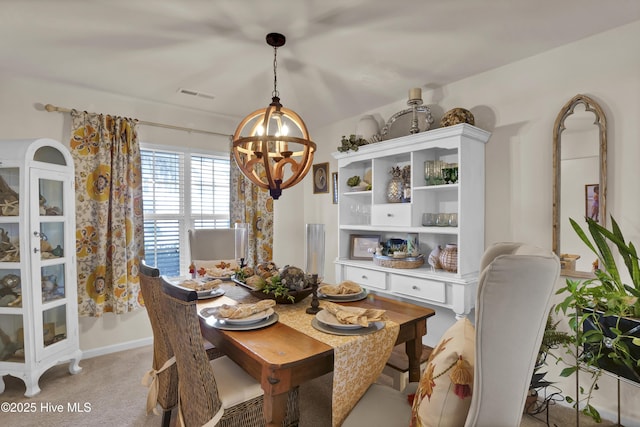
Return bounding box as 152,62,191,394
235,223,249,268
306,273,320,314
305,224,325,315
407,98,424,134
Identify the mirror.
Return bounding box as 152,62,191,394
553,94,607,277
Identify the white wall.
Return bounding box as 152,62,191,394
1,19,639,423
301,19,640,424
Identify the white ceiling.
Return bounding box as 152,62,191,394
2,0,640,130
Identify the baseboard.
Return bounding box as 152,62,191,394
81,337,153,360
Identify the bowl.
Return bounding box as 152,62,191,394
231,275,314,304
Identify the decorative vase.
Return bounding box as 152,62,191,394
386,176,404,203
355,115,380,142
439,243,458,273
428,245,442,270
440,108,475,128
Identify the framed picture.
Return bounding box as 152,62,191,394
313,162,329,194
585,183,600,222
332,172,338,204
350,234,381,260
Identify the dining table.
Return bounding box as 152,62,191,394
197,282,435,427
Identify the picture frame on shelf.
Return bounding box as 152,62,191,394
313,162,329,194
350,234,380,260
332,172,338,204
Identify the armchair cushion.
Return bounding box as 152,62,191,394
411,318,475,427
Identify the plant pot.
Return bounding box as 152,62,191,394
582,308,640,384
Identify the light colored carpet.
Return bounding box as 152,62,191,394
0,345,615,426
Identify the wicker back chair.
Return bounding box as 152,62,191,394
139,261,224,425
159,276,300,427
139,261,178,427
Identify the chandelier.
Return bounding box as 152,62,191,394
232,33,316,200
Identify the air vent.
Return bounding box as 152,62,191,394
177,88,215,100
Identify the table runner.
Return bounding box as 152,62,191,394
221,284,400,426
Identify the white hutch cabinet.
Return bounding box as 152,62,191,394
332,124,490,318
0,138,81,397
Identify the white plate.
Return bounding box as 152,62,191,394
206,313,279,331
197,287,225,300
218,308,275,325
311,318,384,336
318,285,366,301
316,308,365,330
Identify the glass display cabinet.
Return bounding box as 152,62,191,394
0,138,81,397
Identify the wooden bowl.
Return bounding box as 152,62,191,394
231,275,313,304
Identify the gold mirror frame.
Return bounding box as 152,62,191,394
553,94,607,278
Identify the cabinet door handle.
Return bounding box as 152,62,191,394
387,213,393,217
361,275,368,280
412,285,419,290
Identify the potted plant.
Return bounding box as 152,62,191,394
337,134,368,153
555,216,640,421
526,311,573,415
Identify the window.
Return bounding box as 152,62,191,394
140,145,230,276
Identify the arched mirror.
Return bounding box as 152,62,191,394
553,94,607,277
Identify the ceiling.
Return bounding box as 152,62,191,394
2,0,640,131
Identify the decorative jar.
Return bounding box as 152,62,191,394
355,115,380,142
439,243,458,273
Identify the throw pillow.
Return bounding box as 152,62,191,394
410,317,475,427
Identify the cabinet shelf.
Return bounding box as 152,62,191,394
339,224,458,235
332,123,490,317
342,190,372,196
0,306,23,315
413,183,458,192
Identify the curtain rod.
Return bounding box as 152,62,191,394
43,103,231,138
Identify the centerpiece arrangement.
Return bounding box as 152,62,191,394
232,262,314,304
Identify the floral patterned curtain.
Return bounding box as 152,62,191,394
230,148,274,266
70,110,144,317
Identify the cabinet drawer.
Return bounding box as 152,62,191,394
344,266,387,290
391,275,446,303
371,204,411,226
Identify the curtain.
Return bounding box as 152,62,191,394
70,110,145,317
229,148,274,266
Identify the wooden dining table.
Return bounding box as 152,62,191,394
198,284,435,427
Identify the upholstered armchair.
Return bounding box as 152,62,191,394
343,242,561,427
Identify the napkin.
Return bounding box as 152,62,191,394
321,281,362,295
216,300,276,319
323,302,386,327
179,278,222,291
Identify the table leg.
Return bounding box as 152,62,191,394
263,391,288,427
406,320,427,382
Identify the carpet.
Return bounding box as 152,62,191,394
0,345,616,426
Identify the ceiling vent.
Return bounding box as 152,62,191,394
177,88,215,100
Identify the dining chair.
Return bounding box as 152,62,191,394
342,242,561,427
159,275,300,427
188,228,235,261
139,261,224,426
